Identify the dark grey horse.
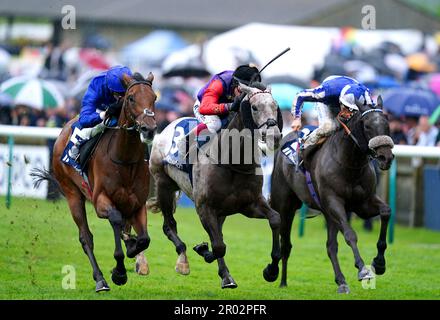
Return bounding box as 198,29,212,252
270,96,395,293
148,82,283,288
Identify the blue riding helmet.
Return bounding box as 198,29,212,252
339,84,373,111
105,66,132,93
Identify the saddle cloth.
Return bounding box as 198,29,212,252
280,125,317,166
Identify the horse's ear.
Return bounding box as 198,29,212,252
239,82,253,95
277,106,283,132
147,72,154,84
376,95,383,109
122,73,132,89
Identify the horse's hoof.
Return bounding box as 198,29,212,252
337,284,350,294
279,282,287,288
193,242,209,256
111,268,128,286
358,266,375,281
263,264,279,282
221,275,238,289
135,259,150,276
372,258,386,275
95,279,110,292
175,262,190,275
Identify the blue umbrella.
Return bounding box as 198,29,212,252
121,30,188,68
382,87,439,117
270,83,313,111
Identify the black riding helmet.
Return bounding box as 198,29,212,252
232,64,261,87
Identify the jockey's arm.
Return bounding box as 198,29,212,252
291,86,326,118
198,80,229,116
79,83,105,128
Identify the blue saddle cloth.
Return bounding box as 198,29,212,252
164,117,229,175
280,125,317,166
61,121,83,173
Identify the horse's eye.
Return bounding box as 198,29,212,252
129,95,135,103
251,105,258,111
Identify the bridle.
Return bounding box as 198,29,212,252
336,107,385,158
247,90,278,130
104,80,155,132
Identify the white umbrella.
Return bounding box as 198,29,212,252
0,76,65,110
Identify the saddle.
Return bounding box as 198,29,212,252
301,136,327,172
79,133,103,172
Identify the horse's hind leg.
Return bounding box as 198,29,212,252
156,175,189,275
242,198,282,283
66,192,109,292
325,217,349,294
269,172,301,287
357,195,391,276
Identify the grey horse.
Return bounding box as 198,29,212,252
270,96,395,293
148,82,283,288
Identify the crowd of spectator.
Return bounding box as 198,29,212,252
1,32,440,152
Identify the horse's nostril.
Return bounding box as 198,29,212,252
141,126,148,133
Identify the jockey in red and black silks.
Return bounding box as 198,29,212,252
176,64,261,157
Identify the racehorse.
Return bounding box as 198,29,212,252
32,72,157,292
270,96,394,293
148,82,283,288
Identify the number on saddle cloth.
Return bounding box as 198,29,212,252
280,125,317,166
61,120,106,173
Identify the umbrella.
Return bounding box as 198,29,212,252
0,76,65,110
428,73,440,97
270,83,313,112
382,87,439,117
121,30,188,69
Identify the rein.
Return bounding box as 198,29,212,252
337,108,384,157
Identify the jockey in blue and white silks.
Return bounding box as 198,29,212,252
64,65,132,170
290,75,373,149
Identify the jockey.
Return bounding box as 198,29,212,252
176,63,261,156
64,65,132,171
290,75,374,149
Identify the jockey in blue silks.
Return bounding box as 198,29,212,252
290,75,374,149
64,65,132,170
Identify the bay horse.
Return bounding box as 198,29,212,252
148,82,283,288
270,96,394,293
32,72,157,292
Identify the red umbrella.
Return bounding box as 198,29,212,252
79,48,110,70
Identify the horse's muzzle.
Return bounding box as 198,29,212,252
374,145,394,170
140,125,157,143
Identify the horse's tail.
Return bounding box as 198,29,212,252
146,191,180,214
146,197,161,213
30,167,65,197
